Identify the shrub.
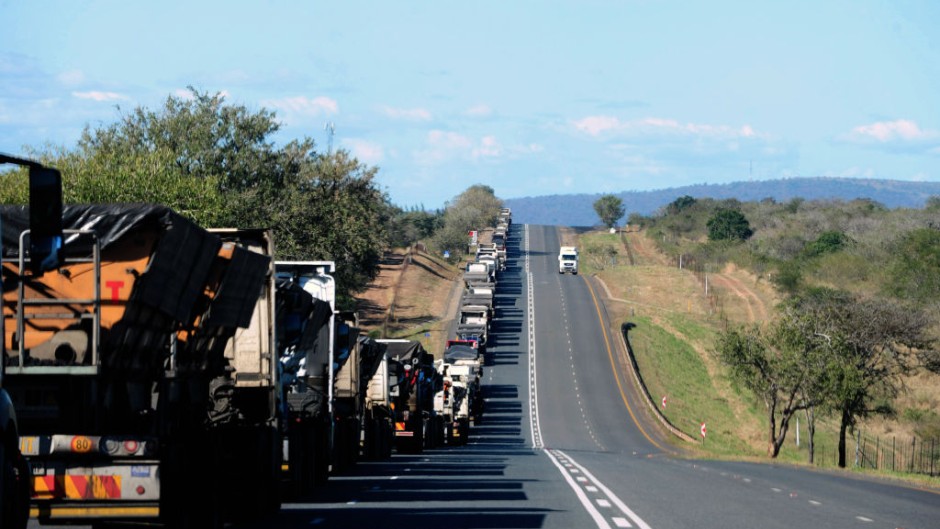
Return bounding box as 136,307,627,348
707,209,753,241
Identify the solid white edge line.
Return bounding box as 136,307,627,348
555,449,654,529
526,224,542,449
545,449,612,529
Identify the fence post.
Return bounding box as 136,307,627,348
876,436,881,470
855,430,861,468
931,438,936,476
911,437,916,473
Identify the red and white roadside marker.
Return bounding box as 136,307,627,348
661,396,667,409
700,422,707,439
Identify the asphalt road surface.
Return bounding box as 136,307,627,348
31,224,940,528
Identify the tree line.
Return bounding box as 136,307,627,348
632,195,940,467
1,88,501,307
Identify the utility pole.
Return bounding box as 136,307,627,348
325,121,335,155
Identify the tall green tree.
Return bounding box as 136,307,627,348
715,316,833,458
271,149,390,296
14,88,390,301
665,195,697,215
432,185,503,259
789,289,938,467
593,194,625,229
706,208,753,241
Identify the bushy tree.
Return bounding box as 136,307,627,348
665,195,697,215
386,206,443,248
715,316,834,458
432,185,503,259
14,88,390,301
707,209,753,241
884,227,940,304
271,150,389,296
780,288,938,467
803,231,849,258
593,194,625,229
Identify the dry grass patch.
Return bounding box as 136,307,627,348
355,248,462,357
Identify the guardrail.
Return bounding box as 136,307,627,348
617,321,698,444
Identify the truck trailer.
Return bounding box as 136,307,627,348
274,261,336,494
377,340,442,453
2,205,279,527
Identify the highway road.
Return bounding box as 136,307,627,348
31,223,940,528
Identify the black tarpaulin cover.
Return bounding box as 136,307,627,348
357,337,387,386
444,344,480,364
1,203,220,324
382,340,431,367
202,244,270,329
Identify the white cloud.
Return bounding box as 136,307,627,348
343,138,384,165
263,95,338,117
57,70,85,86
472,136,501,158
573,115,762,140
72,91,128,102
845,119,938,143
415,132,543,166
428,130,473,149
574,115,622,136
382,106,432,121
465,104,492,117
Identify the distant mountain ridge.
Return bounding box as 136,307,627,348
504,177,940,227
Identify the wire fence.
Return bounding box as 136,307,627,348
814,431,940,476
674,253,724,318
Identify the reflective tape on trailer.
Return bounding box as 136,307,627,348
33,475,122,500
29,463,160,501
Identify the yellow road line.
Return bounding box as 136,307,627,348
584,275,665,452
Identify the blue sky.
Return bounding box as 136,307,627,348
2,1,939,209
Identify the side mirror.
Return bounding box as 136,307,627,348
28,165,63,274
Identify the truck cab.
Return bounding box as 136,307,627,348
558,246,579,275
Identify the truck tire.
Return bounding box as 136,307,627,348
162,441,222,529
314,420,330,484
381,419,393,459
288,423,316,497
458,418,471,446
1,440,30,529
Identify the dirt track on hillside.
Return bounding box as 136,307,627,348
707,269,771,323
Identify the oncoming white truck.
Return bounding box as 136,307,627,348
558,246,579,275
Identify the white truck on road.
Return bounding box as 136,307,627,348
558,246,579,275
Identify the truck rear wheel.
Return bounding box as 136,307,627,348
1,440,30,529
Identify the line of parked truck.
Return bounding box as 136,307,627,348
0,155,514,528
